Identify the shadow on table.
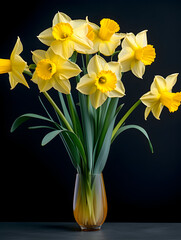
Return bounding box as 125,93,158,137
37,222,80,232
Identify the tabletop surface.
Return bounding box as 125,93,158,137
0,222,181,240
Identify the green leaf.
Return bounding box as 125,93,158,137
66,94,84,143
93,98,119,173
95,98,118,160
41,130,62,146
60,131,81,173
69,51,77,63
78,93,94,172
28,126,56,130
38,96,53,120
112,100,141,140
11,113,53,133
41,127,86,172
93,118,115,174
115,103,124,116
62,130,87,165
112,124,154,153
58,92,73,127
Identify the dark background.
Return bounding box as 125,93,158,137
0,0,181,222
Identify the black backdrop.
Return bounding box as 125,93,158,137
1,0,181,222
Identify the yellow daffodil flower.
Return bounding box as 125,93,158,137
37,12,93,59
118,30,156,78
0,37,29,89
31,47,81,93
140,73,181,120
85,18,125,56
76,55,125,109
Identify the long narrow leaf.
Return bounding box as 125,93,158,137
78,93,94,172
62,130,87,165
58,92,73,127
94,119,115,174
94,98,119,160
42,130,62,146
112,124,154,153
10,113,53,133
93,98,119,173
29,126,56,130
38,96,53,121
66,94,84,143
59,132,81,172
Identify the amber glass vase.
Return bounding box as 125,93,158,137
73,173,107,231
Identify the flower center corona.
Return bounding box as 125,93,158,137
0,59,12,74
52,22,73,41
86,25,95,41
135,45,156,65
160,91,181,112
95,70,117,93
36,59,56,80
98,18,120,41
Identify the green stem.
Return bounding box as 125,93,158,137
81,54,87,74
66,94,77,133
43,92,74,133
111,99,141,140
111,50,120,61
23,70,73,133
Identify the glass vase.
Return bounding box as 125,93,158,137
73,173,107,231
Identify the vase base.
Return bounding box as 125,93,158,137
80,225,101,231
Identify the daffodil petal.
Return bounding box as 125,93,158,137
107,80,125,98
51,40,74,59
71,34,93,53
39,80,53,92
77,74,96,95
114,32,126,39
11,37,23,57
9,70,29,89
84,37,99,54
71,23,93,51
118,47,134,72
99,38,120,56
32,71,53,92
165,73,179,91
32,50,46,65
53,12,72,26
11,55,26,73
37,28,54,46
152,75,167,93
90,90,107,109
151,102,163,120
58,60,81,79
135,30,148,48
88,55,106,76
131,60,145,79
71,19,87,29
8,72,18,89
106,62,122,79
144,106,152,120
122,33,138,50
32,72,52,92
140,91,160,107
53,74,71,94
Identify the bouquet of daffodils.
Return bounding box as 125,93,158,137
1,11,181,230
1,12,181,175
